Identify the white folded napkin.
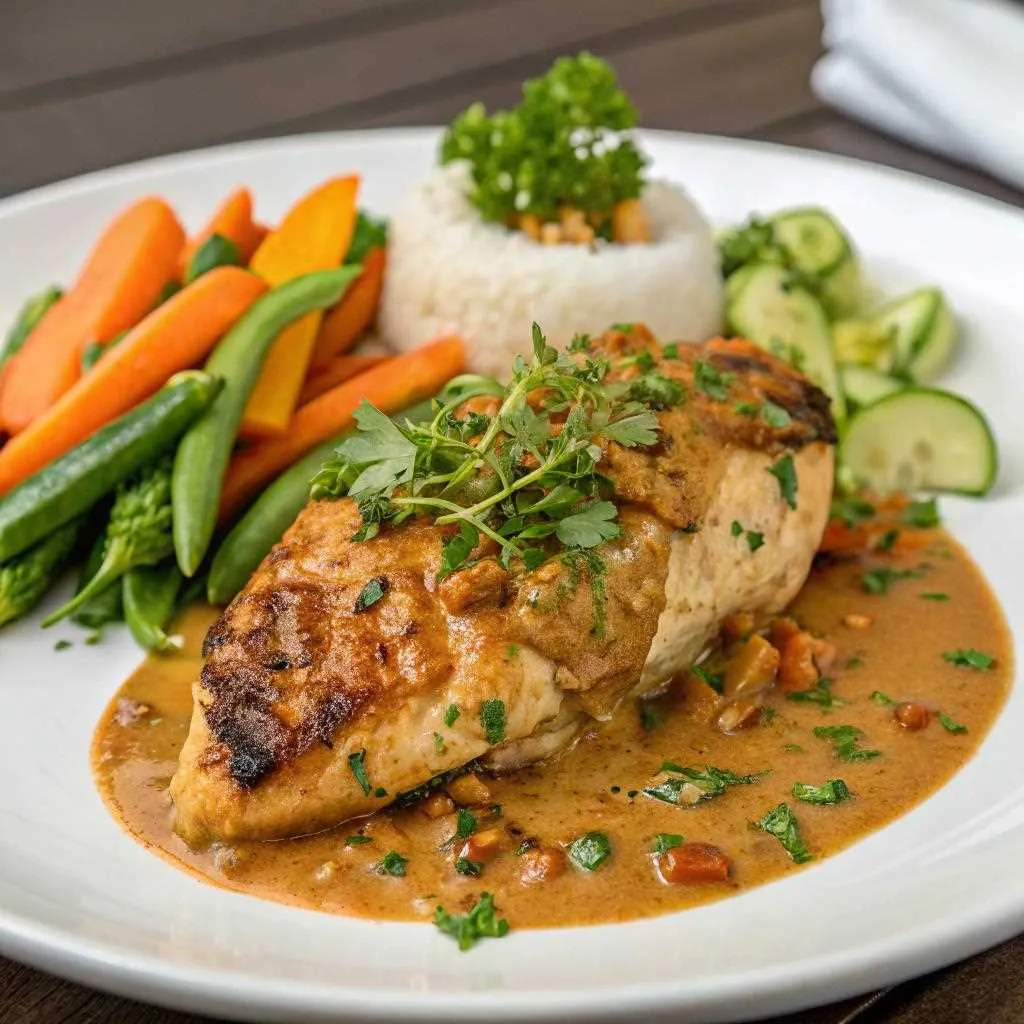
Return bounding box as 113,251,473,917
812,0,1024,190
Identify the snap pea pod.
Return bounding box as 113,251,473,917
123,561,184,652
0,370,222,563
172,266,361,578
1,285,63,367
207,398,435,605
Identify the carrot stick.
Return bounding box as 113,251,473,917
240,176,360,437
309,246,387,369
298,353,390,406
220,335,464,520
178,188,264,277
0,197,185,435
0,267,266,494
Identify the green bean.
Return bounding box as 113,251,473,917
171,266,361,577
0,371,222,563
123,561,184,652
1,285,63,367
206,398,436,604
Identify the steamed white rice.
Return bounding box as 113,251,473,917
379,162,723,377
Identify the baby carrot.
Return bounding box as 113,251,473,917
178,187,265,278
298,353,389,405
0,266,266,495
0,197,185,434
218,335,465,521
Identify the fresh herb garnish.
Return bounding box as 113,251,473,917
734,401,759,417
651,833,684,855
347,749,372,796
433,732,446,754
694,359,734,401
345,209,388,265
754,802,813,863
830,495,875,528
920,592,950,602
354,575,389,613
455,857,484,877
444,703,461,727
312,323,669,578
761,400,792,428
568,831,612,871
904,498,940,528
644,762,766,805
746,530,765,552
813,724,881,762
942,648,995,670
434,892,509,951
479,698,507,744
440,53,646,224
938,712,968,734
456,808,478,838
861,566,920,595
691,663,724,695
875,528,900,552
761,705,778,724
731,520,743,538
376,851,409,877
345,834,372,847
792,779,851,805
54,638,72,651
638,698,664,732
787,677,846,711
871,690,895,706
768,454,798,509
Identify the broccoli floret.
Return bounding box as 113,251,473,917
0,518,80,628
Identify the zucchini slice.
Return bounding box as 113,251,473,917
839,366,904,410
874,287,956,382
841,388,997,496
726,263,846,429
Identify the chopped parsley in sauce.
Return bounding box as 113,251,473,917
433,732,446,754
755,802,813,863
813,724,880,762
638,698,664,732
920,592,950,602
652,833,684,854
694,359,734,400
353,576,388,613
792,779,851,805
444,703,461,727
344,834,372,847
787,677,846,710
479,699,508,744
691,663,724,695
768,454,798,509
644,763,766,805
904,498,940,528
938,712,968,734
455,857,483,876
434,893,509,951
376,851,408,877
347,749,372,795
942,648,995,670
568,831,613,871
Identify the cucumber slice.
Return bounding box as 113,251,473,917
841,388,997,496
726,263,846,429
771,207,860,318
840,366,904,409
874,287,956,382
833,320,895,372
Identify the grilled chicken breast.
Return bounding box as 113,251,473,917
171,329,835,845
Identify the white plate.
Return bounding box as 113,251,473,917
2,129,1024,1024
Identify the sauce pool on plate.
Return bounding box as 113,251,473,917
92,528,1011,928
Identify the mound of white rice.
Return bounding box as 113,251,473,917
379,162,723,378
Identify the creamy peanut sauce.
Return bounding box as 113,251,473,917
93,529,1011,928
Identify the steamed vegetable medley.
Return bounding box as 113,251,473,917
0,180,463,639
718,207,997,497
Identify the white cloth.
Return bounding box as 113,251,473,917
812,0,1024,190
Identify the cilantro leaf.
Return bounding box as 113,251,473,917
644,762,766,805
942,648,994,670
568,831,612,871
434,892,510,951
336,402,418,496
755,802,813,863
694,359,734,401
787,677,846,711
376,850,409,876
813,724,881,762
600,409,660,447
768,454,798,509
555,501,620,548
438,521,480,582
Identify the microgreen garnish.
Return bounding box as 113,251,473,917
942,648,994,670
353,575,388,613
787,677,846,711
904,498,940,528
651,833,684,854
768,454,798,509
644,762,766,806
479,699,507,744
434,892,509,951
568,831,612,871
347,749,372,796
939,712,968,734
376,851,409,877
754,802,813,863
311,323,671,579
792,779,851,805
813,724,881,762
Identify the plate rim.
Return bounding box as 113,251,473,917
1,125,1023,1023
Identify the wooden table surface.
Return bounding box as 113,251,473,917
2,1,1022,1022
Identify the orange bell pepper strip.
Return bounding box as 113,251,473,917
0,197,184,434
309,245,387,369
239,176,360,436
220,334,465,520
178,187,266,277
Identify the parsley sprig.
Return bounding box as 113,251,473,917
311,324,670,578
